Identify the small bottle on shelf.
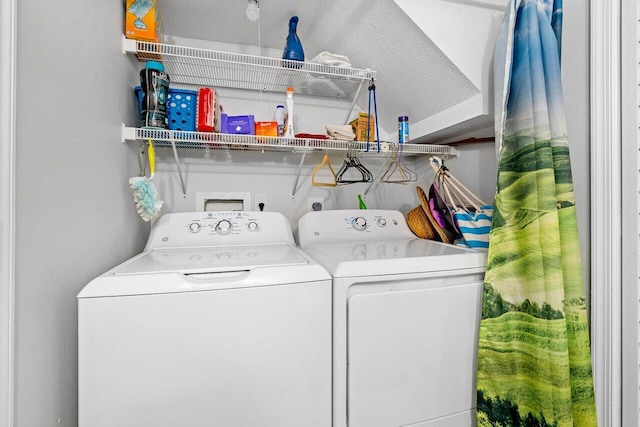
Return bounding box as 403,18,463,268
283,88,295,139
398,116,409,143
275,104,285,136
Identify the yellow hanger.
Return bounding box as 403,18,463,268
311,154,337,187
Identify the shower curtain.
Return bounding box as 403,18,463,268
477,0,597,426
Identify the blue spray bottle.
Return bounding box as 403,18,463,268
282,16,304,68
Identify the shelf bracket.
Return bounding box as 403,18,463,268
122,35,137,55
344,78,366,125
291,142,311,197
168,133,187,195
121,123,136,143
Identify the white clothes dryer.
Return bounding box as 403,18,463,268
298,209,487,427
78,211,331,427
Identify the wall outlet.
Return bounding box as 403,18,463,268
307,197,324,212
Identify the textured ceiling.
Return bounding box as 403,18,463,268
159,0,482,142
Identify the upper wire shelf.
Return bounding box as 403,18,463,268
123,38,377,99
122,126,459,157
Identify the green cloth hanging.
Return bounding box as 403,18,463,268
478,0,597,426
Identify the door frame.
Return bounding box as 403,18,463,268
0,0,16,425
620,0,639,425
590,0,622,425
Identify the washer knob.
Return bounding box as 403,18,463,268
247,222,259,231
188,223,201,233
215,220,233,235
377,218,387,227
352,217,367,231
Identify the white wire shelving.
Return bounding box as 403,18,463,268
121,38,459,196
122,126,459,197
122,126,458,157
122,37,376,100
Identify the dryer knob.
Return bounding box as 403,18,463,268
377,218,387,227
188,223,201,233
247,222,259,231
352,217,367,231
215,220,233,235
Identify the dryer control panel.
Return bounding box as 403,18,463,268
145,211,295,250
298,209,415,247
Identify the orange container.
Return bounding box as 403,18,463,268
255,121,278,137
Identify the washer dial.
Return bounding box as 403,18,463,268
215,220,233,235
352,217,367,231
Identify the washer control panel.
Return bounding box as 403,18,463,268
298,209,415,247
145,211,295,250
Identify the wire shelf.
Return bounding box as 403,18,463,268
124,127,458,157
124,39,376,99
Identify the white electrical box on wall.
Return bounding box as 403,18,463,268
195,192,252,212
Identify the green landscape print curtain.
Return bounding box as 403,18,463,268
477,0,597,425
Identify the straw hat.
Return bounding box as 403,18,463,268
406,204,438,240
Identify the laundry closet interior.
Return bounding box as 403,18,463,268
2,0,595,426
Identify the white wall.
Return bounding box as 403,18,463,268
13,1,147,425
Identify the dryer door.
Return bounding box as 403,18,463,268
346,277,483,427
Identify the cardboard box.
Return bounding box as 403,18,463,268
125,0,162,42
255,122,278,137
349,112,375,142
220,114,255,135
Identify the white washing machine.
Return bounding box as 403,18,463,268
78,211,332,427
298,209,487,427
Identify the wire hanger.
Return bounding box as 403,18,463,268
350,150,373,182
380,143,417,183
311,153,337,187
337,145,373,184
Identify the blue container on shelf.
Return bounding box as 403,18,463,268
167,89,197,131
134,86,197,131
134,86,143,124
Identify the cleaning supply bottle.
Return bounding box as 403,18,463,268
398,116,409,143
275,104,285,136
282,16,304,68
284,88,295,138
140,61,170,128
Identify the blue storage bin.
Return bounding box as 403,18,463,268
167,89,197,131
134,86,143,126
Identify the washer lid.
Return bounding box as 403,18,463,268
78,243,331,298
114,243,308,276
302,238,486,277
